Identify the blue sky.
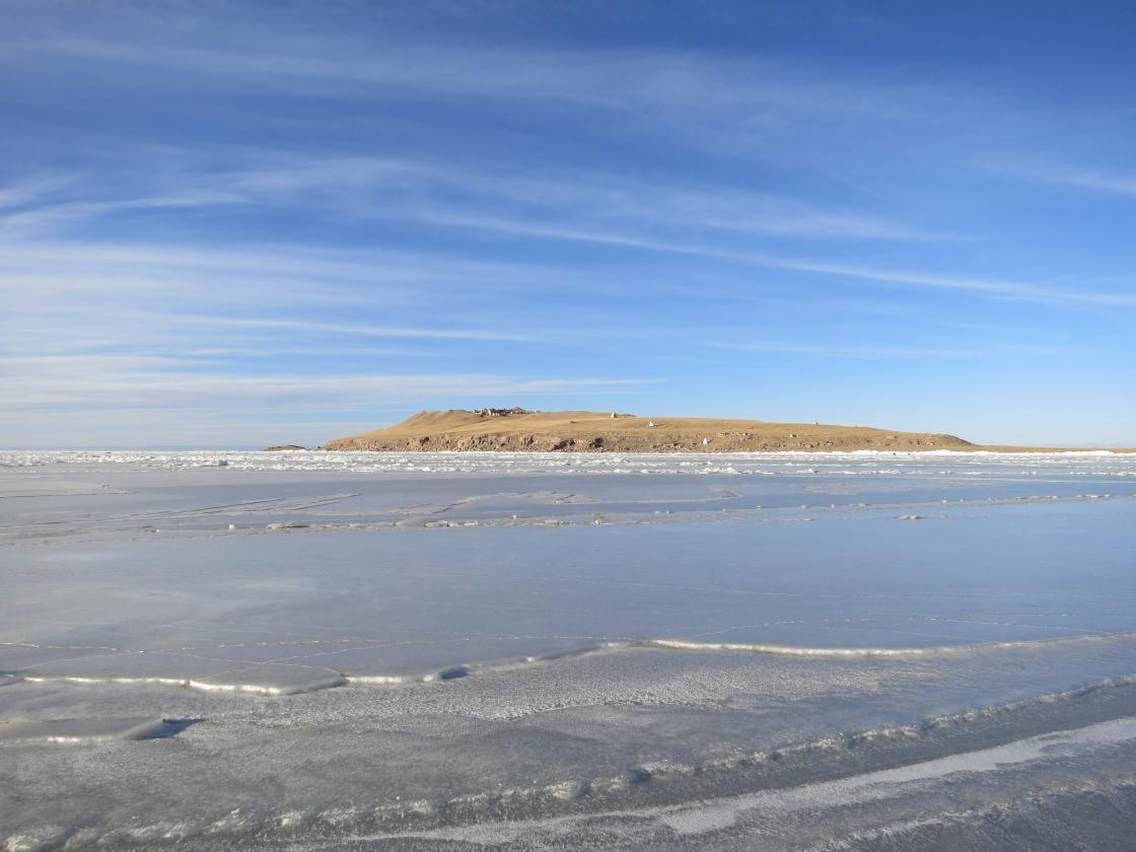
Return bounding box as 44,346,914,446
2,0,1134,448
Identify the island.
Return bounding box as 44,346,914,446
324,408,977,453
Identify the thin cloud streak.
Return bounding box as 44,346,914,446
0,174,79,210
7,370,657,412
424,212,1136,308
714,342,1087,359
172,315,543,343
1007,163,1136,196
0,194,245,238
14,32,939,123
0,153,953,246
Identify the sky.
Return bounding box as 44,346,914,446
2,0,1134,448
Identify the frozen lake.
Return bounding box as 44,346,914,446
3,450,1136,849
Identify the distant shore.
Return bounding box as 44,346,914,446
321,408,1132,454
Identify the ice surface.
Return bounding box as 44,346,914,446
2,451,1135,849
3,446,1136,478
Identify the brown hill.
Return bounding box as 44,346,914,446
324,408,977,453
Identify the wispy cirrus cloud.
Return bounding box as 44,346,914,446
4,361,653,411
0,174,79,210
417,212,1136,308
0,153,952,245
9,30,934,123
0,193,245,238
2,354,658,447
0,240,571,308
713,341,1088,359
0,366,657,447
168,315,543,343
1026,167,1136,197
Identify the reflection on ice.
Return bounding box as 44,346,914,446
5,495,1135,688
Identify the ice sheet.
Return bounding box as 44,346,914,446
2,451,1135,849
